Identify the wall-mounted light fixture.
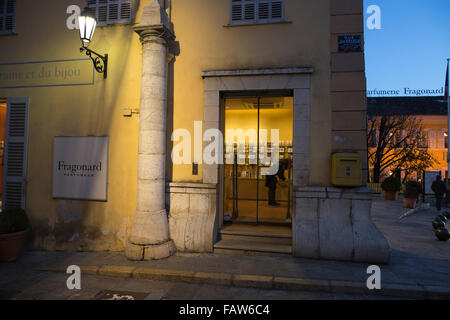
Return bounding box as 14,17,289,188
78,7,108,78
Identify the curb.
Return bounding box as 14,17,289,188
39,265,450,300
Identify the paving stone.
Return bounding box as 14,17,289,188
94,290,150,300
160,283,205,300
380,283,426,299
329,280,369,294
423,285,450,300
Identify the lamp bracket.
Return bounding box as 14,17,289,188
80,46,108,78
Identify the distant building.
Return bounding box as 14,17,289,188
367,96,448,181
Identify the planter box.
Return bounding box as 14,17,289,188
384,191,397,201
0,229,28,262
403,197,417,209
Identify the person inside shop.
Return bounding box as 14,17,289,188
265,159,289,206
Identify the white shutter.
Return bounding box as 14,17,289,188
438,130,445,149
258,1,269,20
244,0,256,21
87,0,132,26
0,0,15,34
3,98,29,209
230,0,284,25
428,130,436,149
271,0,283,19
231,0,243,22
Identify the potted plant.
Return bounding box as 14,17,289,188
403,180,422,209
381,176,401,200
0,208,29,262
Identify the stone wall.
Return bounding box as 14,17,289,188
167,182,218,252
330,0,368,184
293,186,390,263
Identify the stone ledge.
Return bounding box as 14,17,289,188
167,182,217,189
202,67,314,78
98,265,135,278
294,186,376,199
133,268,195,283
274,277,331,292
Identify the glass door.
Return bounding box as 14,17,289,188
258,97,294,223
224,97,259,223
223,95,293,225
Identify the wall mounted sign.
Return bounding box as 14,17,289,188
0,58,94,88
338,35,362,52
52,136,109,201
424,171,441,195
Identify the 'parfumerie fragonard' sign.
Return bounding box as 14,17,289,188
52,136,109,201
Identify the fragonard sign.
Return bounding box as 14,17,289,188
52,136,109,201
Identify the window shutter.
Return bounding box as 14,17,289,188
258,1,269,20
98,0,108,23
120,0,132,20
3,98,29,210
428,130,436,149
230,0,284,25
244,1,256,21
231,0,243,22
271,0,283,19
108,1,119,21
86,0,132,25
0,0,15,33
438,130,445,149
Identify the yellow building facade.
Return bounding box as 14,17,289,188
0,0,389,263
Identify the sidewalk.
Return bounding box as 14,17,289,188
1,198,449,299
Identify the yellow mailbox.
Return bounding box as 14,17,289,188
331,153,362,187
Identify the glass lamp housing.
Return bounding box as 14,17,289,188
78,8,97,46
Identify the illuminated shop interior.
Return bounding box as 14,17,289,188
224,95,294,225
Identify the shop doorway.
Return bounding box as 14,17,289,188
223,94,293,225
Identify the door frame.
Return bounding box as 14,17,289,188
201,68,313,233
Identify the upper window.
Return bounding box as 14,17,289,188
230,0,285,25
86,0,132,26
0,0,15,34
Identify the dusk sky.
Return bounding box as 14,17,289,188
364,0,450,96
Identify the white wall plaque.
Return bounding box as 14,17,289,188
52,136,109,201
424,170,441,195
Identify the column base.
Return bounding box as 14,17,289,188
125,240,175,261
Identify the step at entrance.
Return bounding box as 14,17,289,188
214,224,292,256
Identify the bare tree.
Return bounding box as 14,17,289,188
367,114,436,183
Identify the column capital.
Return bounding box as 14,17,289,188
134,0,175,45
134,24,175,45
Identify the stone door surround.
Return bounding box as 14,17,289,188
201,67,314,188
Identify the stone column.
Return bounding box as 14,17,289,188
125,0,176,260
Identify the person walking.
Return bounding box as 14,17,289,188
431,175,447,212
